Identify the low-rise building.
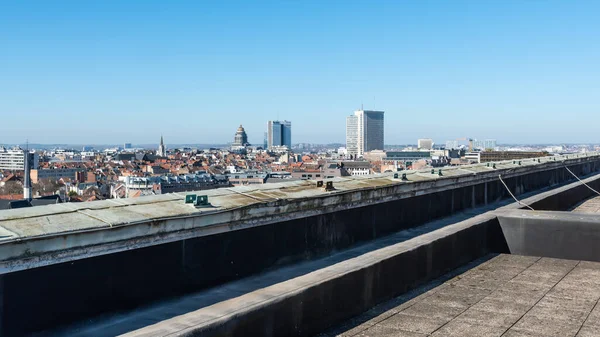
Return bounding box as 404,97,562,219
227,172,268,186
465,151,550,163
117,173,230,198
341,161,372,176
291,170,324,180
30,168,86,184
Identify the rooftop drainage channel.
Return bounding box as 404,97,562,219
53,174,600,337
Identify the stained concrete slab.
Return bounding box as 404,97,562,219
326,255,600,337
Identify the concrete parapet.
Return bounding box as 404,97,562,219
0,155,599,335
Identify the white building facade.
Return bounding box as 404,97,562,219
0,147,39,170
346,110,385,158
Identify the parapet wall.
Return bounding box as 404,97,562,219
125,170,600,337
0,154,599,335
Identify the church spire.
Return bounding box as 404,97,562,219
158,134,166,157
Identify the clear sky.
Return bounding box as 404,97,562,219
1,1,599,145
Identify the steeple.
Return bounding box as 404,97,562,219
158,134,166,157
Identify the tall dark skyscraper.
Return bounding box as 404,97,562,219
267,120,292,149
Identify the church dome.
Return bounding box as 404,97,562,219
233,124,249,147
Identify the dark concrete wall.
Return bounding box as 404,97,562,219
498,210,600,262
0,162,597,336
180,217,504,337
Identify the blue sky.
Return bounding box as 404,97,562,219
1,1,599,145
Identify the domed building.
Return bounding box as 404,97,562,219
232,125,249,147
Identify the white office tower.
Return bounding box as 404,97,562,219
346,110,384,158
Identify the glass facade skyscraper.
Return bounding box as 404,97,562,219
267,120,292,149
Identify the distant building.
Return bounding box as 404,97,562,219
346,115,359,157
124,143,132,150
472,139,497,150
30,168,86,184
384,151,432,169
418,139,434,150
464,152,481,164
346,110,385,157
445,140,459,149
363,150,387,162
263,132,268,149
226,172,268,186
291,170,324,180
341,161,371,176
232,125,249,147
267,120,292,149
116,173,230,198
469,151,549,163
157,135,166,157
0,147,39,171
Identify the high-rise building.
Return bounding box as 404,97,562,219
267,120,292,149
124,143,132,149
0,147,39,171
418,138,434,150
346,115,359,157
263,132,268,149
281,121,292,149
346,110,384,157
157,135,167,157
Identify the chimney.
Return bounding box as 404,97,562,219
23,150,32,201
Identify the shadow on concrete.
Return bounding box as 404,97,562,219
35,174,596,337
315,254,497,337
36,199,515,337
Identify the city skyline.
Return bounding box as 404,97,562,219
1,1,600,144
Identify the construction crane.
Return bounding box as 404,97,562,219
456,137,474,152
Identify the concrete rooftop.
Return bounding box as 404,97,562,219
1,152,596,274
328,254,600,337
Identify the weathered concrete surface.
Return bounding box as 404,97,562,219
497,209,600,262
573,196,600,214
118,213,502,337
1,156,600,336
38,205,506,337
103,175,600,337
0,153,597,275
323,254,600,337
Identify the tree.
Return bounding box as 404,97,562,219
0,181,23,195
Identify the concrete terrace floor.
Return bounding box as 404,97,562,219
572,195,600,214
323,254,600,337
